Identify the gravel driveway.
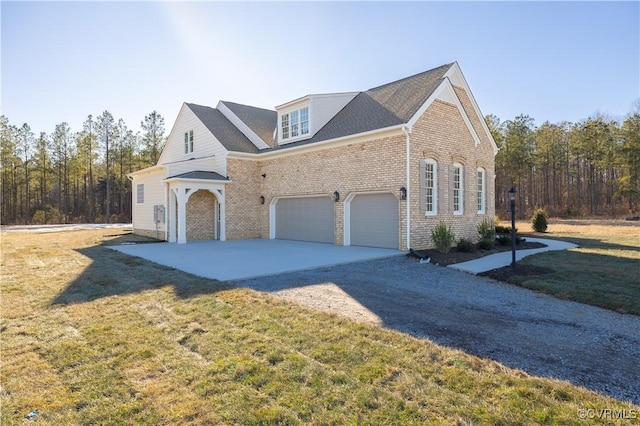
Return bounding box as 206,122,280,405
236,256,640,404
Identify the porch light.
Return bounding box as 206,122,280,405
260,196,265,205
400,187,407,200
333,191,340,202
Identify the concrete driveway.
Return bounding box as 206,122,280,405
110,239,401,281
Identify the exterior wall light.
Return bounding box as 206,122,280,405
333,191,340,202
400,187,407,200
260,195,265,205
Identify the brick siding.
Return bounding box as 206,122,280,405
141,85,496,250
186,189,216,241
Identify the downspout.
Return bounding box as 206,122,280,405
402,125,411,251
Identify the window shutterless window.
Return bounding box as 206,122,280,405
184,130,194,154
136,184,144,203
281,106,309,140
281,114,289,139
425,160,436,214
477,168,485,214
453,164,463,215
419,159,438,215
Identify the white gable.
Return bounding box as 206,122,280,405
158,103,229,176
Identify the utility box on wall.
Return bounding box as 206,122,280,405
153,205,165,224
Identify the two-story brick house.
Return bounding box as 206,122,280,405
129,62,498,250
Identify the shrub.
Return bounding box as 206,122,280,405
478,239,495,250
477,218,495,241
531,208,549,232
495,225,517,234
477,218,495,249
457,238,475,253
32,210,46,225
496,235,511,246
431,221,455,254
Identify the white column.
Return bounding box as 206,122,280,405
169,187,177,242
218,189,226,241
177,186,187,244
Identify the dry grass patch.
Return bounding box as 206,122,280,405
1,229,637,424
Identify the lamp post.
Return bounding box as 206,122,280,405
509,187,517,269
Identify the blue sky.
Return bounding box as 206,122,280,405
2,1,638,136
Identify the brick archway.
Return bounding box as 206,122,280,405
186,189,218,241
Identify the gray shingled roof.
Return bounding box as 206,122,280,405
268,63,453,150
186,103,260,154
221,101,277,146
166,170,229,181
187,63,453,153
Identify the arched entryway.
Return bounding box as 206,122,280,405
186,189,219,241
164,171,229,244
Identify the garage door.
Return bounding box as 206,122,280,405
275,197,334,243
350,193,399,249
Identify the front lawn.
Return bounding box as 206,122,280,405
481,220,640,315
1,228,637,424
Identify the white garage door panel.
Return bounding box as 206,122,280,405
276,197,334,243
350,193,399,249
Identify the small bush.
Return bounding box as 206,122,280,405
531,208,548,232
431,221,455,254
477,218,495,250
496,235,511,246
478,239,494,250
495,225,517,234
32,210,46,225
457,238,475,253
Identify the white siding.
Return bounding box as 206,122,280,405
158,104,228,171
165,156,227,178
310,93,358,135
132,168,167,233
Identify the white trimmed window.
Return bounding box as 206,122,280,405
477,168,486,214
184,130,193,154
281,106,309,141
453,163,463,215
424,159,437,215
136,184,144,204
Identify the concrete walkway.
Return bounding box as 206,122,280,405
110,239,401,281
448,237,577,274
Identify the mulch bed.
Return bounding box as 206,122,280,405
479,264,555,281
411,240,556,283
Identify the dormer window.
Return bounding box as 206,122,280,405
281,106,309,141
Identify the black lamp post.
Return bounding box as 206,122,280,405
509,187,517,269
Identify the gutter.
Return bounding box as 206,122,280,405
402,125,411,251
227,124,406,161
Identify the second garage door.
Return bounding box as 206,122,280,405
275,196,334,243
350,193,399,249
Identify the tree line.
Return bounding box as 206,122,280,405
1,108,639,225
1,111,165,225
488,110,640,219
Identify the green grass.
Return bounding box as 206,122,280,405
511,220,640,315
1,228,637,425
